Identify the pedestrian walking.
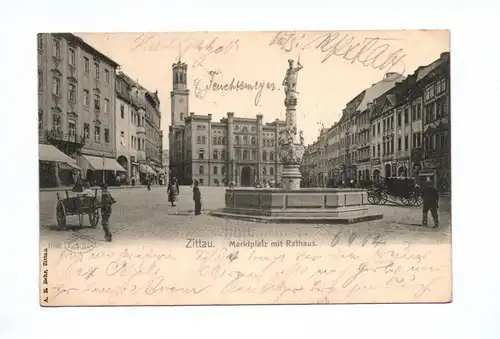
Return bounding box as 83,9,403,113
422,176,439,228
175,177,179,195
193,180,202,215
167,180,178,206
100,183,116,242
147,177,151,191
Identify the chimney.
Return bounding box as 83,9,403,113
190,112,195,116
208,113,212,120
227,112,234,117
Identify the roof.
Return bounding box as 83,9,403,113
61,33,119,68
416,59,444,82
355,72,406,113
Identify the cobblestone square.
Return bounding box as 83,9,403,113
40,186,451,246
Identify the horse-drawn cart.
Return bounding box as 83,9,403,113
367,177,423,207
55,190,100,231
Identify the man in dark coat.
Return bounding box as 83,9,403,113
193,180,202,215
422,176,439,228
100,183,116,242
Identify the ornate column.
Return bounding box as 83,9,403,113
278,59,305,191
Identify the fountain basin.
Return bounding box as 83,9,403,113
209,188,383,224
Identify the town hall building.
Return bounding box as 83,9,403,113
168,60,286,186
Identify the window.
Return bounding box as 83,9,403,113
68,83,76,102
52,77,60,95
383,142,386,155
390,116,394,129
263,151,267,161
218,136,222,145
38,110,43,130
221,149,225,160
83,123,90,139
235,136,239,145
270,167,274,175
52,114,61,131
213,166,218,175
84,57,89,73
104,99,109,114
383,120,386,132
397,112,401,126
417,104,422,120
68,48,76,66
270,152,274,161
94,62,100,79
398,137,402,151
83,90,89,107
377,122,380,134
180,113,184,121
68,119,76,140
372,125,375,136
235,149,240,160
38,70,43,90
199,166,204,175
222,166,225,175
436,78,446,95
105,69,110,84
198,149,205,160
263,167,267,175
412,105,416,121
404,135,409,150
251,137,256,145
94,126,101,143
213,149,218,159
37,34,43,50
243,136,248,145
424,85,434,101
52,38,61,58
94,94,100,110
377,144,380,156
425,104,435,123
243,150,248,160
197,136,201,144
404,108,409,125
201,136,206,144
372,145,375,157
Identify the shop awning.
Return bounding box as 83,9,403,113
39,144,77,164
156,168,165,175
139,164,157,175
59,162,81,171
82,155,126,172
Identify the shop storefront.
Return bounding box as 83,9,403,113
39,144,82,188
79,154,127,186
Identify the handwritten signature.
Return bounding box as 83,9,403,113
193,69,278,106
130,33,240,68
269,31,407,77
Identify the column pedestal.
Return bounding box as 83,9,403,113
281,164,301,190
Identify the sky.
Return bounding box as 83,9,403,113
76,30,449,146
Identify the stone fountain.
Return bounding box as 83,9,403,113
210,59,383,224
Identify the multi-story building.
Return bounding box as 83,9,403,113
302,53,450,193
38,33,122,187
115,70,147,184
420,52,451,191
168,60,286,186
162,149,169,181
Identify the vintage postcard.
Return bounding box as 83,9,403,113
39,30,451,306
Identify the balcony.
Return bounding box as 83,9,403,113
136,126,146,134
43,129,85,147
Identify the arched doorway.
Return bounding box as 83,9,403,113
241,166,254,187
384,164,392,178
117,155,129,184
397,166,408,177
373,169,381,182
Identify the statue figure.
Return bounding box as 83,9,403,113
282,59,303,96
299,130,304,145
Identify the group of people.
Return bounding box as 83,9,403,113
165,178,203,216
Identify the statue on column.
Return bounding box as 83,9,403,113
282,59,303,98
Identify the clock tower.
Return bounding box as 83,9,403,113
170,60,189,126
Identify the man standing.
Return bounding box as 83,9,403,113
422,176,439,228
100,183,116,242
193,180,202,215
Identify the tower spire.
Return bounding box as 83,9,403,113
178,42,182,63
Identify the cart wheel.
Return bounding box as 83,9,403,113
379,192,388,205
89,209,100,228
56,201,67,231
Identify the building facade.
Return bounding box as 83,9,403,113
38,33,121,187
168,60,286,186
302,52,451,192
